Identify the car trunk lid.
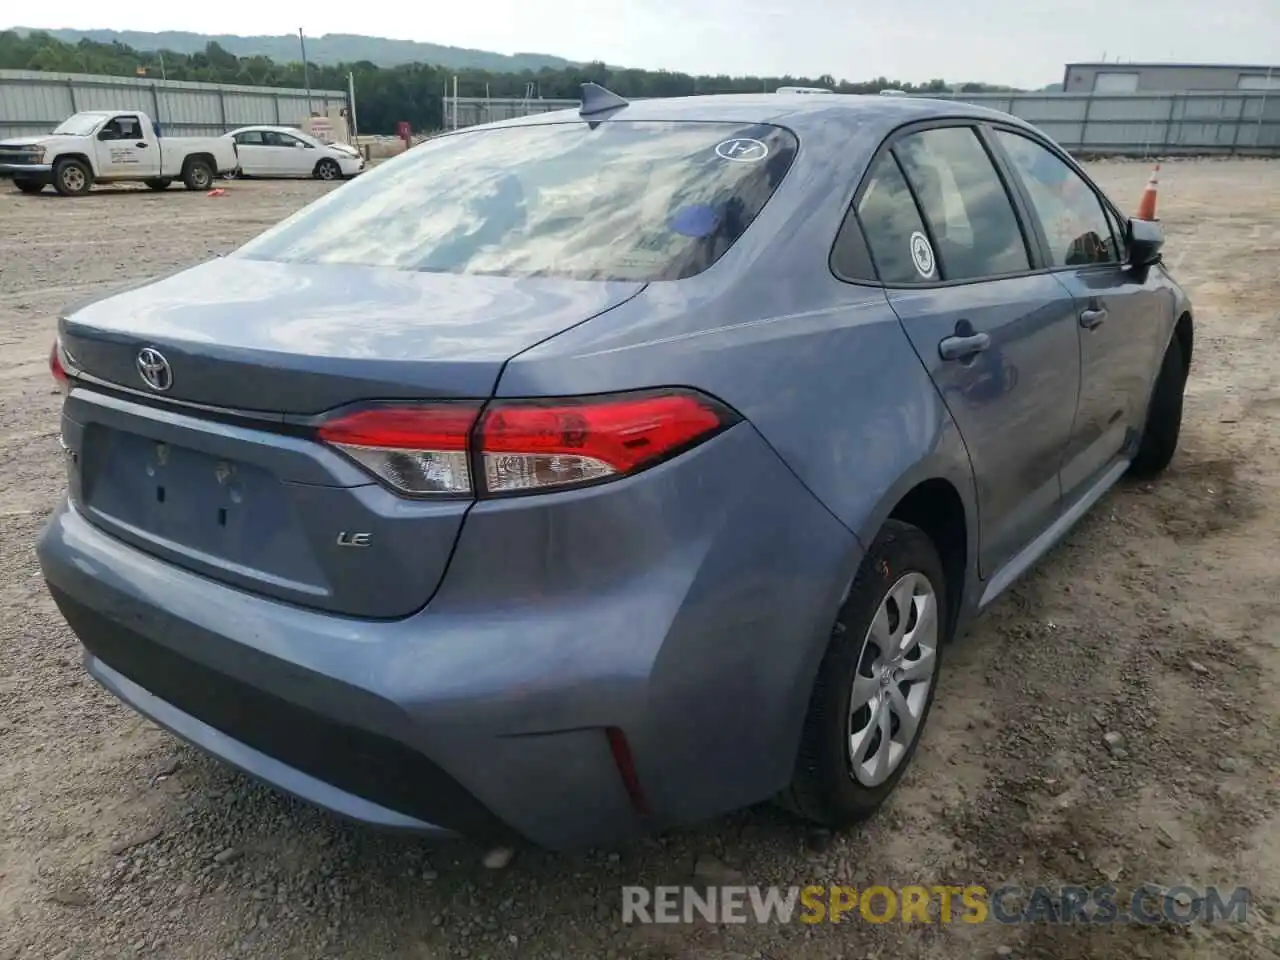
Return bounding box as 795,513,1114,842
58,257,644,618
60,256,644,412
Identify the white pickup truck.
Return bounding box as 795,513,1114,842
0,110,239,197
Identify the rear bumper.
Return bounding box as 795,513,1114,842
38,424,860,850
0,162,53,182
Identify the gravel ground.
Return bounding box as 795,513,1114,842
1,163,1278,960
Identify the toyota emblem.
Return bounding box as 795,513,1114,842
136,347,173,392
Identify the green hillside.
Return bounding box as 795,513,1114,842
11,27,575,71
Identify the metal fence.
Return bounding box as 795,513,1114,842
446,90,1280,157
927,91,1280,156
5,72,1277,156
0,69,348,140
446,96,580,130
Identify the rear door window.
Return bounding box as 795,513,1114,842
893,126,1032,281
855,155,936,284
236,121,799,282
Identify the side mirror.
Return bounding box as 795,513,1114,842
96,129,112,141
1127,217,1164,267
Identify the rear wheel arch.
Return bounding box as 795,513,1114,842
855,456,979,630
779,468,973,785
885,478,968,639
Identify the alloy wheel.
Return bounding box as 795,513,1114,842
847,571,939,787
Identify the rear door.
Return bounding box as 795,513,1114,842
858,123,1082,578
233,130,270,175
989,128,1171,502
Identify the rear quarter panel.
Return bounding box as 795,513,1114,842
498,109,979,581
499,274,978,598
497,114,982,746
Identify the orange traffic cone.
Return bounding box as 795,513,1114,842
1135,163,1159,221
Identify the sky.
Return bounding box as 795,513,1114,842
13,0,1279,89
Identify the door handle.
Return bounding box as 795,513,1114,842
135,142,149,148
938,332,991,362
1079,307,1108,329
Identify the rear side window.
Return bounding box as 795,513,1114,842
856,155,936,284
994,130,1118,267
236,131,266,145
893,127,1031,281
236,121,799,282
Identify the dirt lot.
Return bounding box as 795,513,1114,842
0,162,1277,960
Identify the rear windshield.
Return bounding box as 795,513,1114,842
235,120,799,282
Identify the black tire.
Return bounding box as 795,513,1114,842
144,178,172,191
182,159,214,191
781,520,948,827
314,158,342,181
13,179,44,195
1128,333,1186,479
52,158,93,197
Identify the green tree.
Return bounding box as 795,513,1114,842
0,29,1021,134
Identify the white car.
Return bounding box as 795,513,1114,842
223,126,365,181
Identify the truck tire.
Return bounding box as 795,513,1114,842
13,179,44,195
144,178,172,191
52,158,93,197
182,159,214,191
314,158,342,181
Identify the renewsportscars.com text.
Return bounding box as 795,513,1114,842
621,884,1250,925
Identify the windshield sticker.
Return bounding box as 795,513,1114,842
909,231,936,278
715,138,769,163
668,204,719,238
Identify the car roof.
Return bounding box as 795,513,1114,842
230,125,304,133
489,93,1029,140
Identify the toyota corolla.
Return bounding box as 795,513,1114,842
37,85,1192,850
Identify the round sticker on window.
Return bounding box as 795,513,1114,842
909,231,936,278
715,138,769,162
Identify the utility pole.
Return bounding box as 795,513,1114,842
299,28,313,116
347,72,359,139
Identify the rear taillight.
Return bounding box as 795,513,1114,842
316,403,480,496
316,388,736,499
49,338,71,394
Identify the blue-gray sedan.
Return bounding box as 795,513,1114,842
37,86,1193,850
